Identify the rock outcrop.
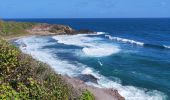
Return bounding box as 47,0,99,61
64,76,125,100
77,74,98,84
27,23,94,35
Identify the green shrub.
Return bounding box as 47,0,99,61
0,39,79,99
0,20,95,99
0,21,36,36
80,90,95,100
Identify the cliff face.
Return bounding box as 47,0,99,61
0,21,94,37
27,23,95,35
27,23,76,35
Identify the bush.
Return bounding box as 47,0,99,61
0,21,36,36
80,90,95,100
0,39,78,99
0,20,95,99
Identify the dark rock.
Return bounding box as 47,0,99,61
76,74,98,84
77,29,94,33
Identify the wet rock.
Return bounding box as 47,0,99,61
77,29,94,34
77,74,98,84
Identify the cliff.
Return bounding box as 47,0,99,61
0,21,94,37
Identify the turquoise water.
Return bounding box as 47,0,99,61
11,18,170,100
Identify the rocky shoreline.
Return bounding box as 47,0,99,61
64,76,125,100
3,22,125,100
27,23,95,35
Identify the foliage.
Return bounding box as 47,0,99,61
0,20,95,100
0,39,81,99
80,90,95,100
0,21,36,36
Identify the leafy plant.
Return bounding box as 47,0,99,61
0,39,80,99
0,20,95,100
80,90,95,100
0,21,36,36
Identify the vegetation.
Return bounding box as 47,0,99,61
80,90,95,100
0,20,95,100
0,20,36,37
0,39,79,99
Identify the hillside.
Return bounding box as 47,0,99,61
0,21,124,100
0,20,94,39
0,21,95,100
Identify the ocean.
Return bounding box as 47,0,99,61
7,18,170,100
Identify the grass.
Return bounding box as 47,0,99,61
0,20,36,38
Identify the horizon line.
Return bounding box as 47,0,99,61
2,17,170,19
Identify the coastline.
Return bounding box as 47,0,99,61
1,21,124,100
64,75,124,100
1,19,169,100
7,34,125,100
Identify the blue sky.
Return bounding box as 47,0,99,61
0,0,170,18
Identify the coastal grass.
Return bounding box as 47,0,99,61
0,20,36,38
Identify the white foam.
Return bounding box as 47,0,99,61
15,36,167,100
105,35,144,46
98,60,103,66
15,36,83,77
82,69,166,100
164,45,170,49
53,34,120,57
52,34,99,47
81,67,93,75
97,32,106,35
82,45,120,57
89,76,167,100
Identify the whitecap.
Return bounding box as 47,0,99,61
98,60,103,66
52,34,99,47
164,45,170,49
81,67,93,75
93,76,167,100
96,32,106,35
15,36,167,100
15,36,82,76
105,35,144,46
82,44,120,57
53,34,120,57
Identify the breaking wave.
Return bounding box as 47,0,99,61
105,35,170,50
82,45,120,57
52,34,120,57
15,36,167,100
105,35,144,46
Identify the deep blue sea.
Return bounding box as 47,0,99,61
6,18,170,100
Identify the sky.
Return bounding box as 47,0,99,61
0,0,170,18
